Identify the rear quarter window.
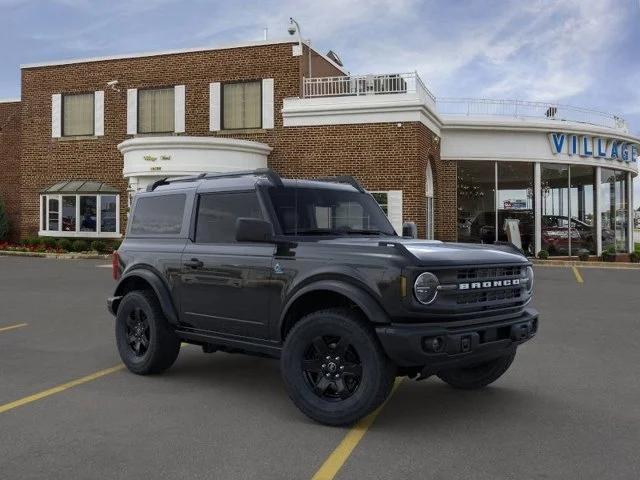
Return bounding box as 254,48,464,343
129,194,186,235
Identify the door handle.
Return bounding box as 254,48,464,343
184,258,204,269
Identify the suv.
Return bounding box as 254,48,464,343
108,169,538,426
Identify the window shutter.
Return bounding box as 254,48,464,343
94,91,104,136
262,78,274,129
174,85,185,133
51,94,62,138
126,88,137,135
386,190,403,234
209,82,221,131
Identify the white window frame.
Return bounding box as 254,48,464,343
39,193,121,238
52,91,104,138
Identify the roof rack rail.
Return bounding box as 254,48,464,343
314,175,366,193
146,168,282,192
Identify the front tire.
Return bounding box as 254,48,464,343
115,290,180,375
281,308,396,426
437,350,516,390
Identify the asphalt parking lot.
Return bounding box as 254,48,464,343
1,256,639,479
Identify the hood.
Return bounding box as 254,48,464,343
317,237,528,266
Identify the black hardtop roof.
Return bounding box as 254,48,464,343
146,169,365,194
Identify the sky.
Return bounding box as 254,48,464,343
1,0,639,199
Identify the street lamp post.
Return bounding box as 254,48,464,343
288,17,312,95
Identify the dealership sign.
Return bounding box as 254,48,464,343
548,133,638,162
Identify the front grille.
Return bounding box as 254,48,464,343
457,287,521,305
457,266,522,281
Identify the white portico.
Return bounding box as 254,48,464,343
118,136,272,194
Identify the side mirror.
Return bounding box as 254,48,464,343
402,221,417,239
236,218,274,243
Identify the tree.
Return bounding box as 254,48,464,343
0,197,9,241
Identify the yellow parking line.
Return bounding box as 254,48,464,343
0,323,28,333
311,377,404,480
572,266,584,284
0,364,124,415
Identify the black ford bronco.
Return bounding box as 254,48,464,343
108,169,537,426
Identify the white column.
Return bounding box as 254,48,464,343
627,171,633,253
534,162,541,255
595,166,602,256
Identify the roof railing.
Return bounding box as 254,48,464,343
146,168,283,192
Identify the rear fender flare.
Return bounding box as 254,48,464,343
113,268,179,325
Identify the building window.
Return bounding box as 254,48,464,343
601,168,628,253
371,192,388,214
138,87,175,133
62,93,94,136
457,161,496,244
497,162,534,255
40,181,120,238
222,81,261,130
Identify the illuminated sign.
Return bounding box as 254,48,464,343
548,133,638,162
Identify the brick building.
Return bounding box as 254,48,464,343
1,38,639,255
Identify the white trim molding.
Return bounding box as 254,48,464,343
262,78,275,129
282,94,442,135
51,94,62,138
126,89,137,135
94,90,104,136
174,85,186,133
209,82,221,131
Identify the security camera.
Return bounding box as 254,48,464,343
107,80,120,92
287,24,296,35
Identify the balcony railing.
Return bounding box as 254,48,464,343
303,72,436,104
301,74,628,133
436,98,628,132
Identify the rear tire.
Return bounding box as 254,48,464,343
281,308,396,426
115,290,180,375
437,350,516,390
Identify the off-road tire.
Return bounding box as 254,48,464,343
437,350,516,390
281,308,396,426
115,290,180,375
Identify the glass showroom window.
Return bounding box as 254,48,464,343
497,162,534,254
62,93,94,136
222,81,261,130
541,164,570,255
40,194,120,237
457,161,496,244
569,165,596,255
138,87,175,133
600,168,629,253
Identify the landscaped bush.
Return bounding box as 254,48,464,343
40,237,58,249
576,249,590,261
109,239,122,251
90,240,107,253
71,239,89,252
601,245,616,262
537,250,549,260
629,252,640,263
58,238,73,251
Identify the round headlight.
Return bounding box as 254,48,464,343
414,272,439,305
525,266,534,293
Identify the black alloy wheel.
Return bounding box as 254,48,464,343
125,307,150,357
302,335,363,400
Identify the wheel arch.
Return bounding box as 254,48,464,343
113,268,179,325
279,280,390,341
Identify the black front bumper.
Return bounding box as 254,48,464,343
376,308,538,372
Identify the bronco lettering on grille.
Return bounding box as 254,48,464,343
459,279,520,290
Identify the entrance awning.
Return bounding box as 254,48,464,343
41,180,119,194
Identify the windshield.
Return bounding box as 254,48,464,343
267,185,397,236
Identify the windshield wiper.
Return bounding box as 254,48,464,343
336,229,392,236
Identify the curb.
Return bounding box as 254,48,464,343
0,250,111,260
531,259,640,269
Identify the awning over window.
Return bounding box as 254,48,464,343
41,180,119,194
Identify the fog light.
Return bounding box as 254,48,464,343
423,336,445,353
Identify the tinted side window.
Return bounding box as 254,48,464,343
130,194,186,235
195,192,263,243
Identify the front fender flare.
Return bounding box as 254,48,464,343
113,268,179,325
279,280,391,334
